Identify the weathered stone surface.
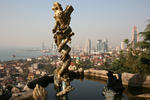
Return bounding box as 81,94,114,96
84,69,108,80
135,93,150,98
0,84,12,100
27,75,53,89
0,89,12,100
32,84,47,100
23,85,32,92
52,2,75,96
122,72,150,88
84,69,150,88
102,86,116,100
11,87,20,93
9,90,33,100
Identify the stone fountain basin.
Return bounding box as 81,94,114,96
10,72,150,100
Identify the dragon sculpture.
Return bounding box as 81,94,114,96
52,2,74,96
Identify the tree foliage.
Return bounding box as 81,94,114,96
76,59,94,70
111,22,150,75
123,39,130,48
137,21,150,49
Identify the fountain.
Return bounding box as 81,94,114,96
27,2,125,100
12,2,149,100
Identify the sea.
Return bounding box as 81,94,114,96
0,48,51,61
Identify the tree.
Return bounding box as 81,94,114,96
123,39,130,48
111,21,150,74
137,21,150,49
124,39,129,45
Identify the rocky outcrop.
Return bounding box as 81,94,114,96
84,69,108,80
11,87,20,94
0,84,12,100
122,72,150,88
84,69,150,88
27,75,53,89
9,90,33,100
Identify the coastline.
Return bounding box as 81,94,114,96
0,48,50,61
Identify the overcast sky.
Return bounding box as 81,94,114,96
0,0,150,48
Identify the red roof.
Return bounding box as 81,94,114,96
70,62,75,66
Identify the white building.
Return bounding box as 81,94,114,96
84,39,91,54
121,41,126,50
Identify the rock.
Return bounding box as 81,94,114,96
23,85,32,92
107,71,124,94
11,87,20,93
84,69,150,88
27,75,53,89
135,93,150,98
122,72,150,88
0,84,12,100
0,89,12,100
84,69,108,80
78,68,83,73
102,71,125,100
0,84,3,96
102,86,116,100
33,84,47,100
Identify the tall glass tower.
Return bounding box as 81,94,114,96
97,40,102,53
103,39,108,53
131,26,138,48
85,39,91,54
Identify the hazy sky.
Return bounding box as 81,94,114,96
0,0,150,48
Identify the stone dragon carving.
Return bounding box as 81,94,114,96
52,2,74,96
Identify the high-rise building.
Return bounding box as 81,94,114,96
103,39,108,53
131,26,138,48
121,41,126,50
52,42,57,55
84,39,91,54
97,40,103,53
96,39,108,53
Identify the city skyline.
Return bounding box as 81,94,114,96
0,0,150,48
